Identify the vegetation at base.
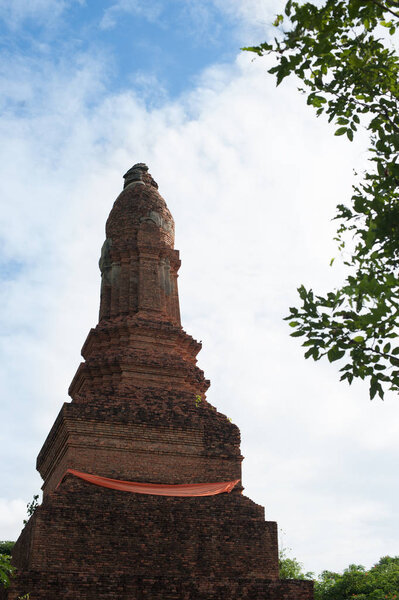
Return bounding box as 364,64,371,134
0,542,15,557
0,492,40,589
0,542,15,589
315,556,399,600
244,0,399,399
280,550,399,600
279,546,313,579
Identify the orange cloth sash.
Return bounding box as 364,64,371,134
59,469,240,497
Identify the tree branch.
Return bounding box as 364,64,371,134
369,0,399,18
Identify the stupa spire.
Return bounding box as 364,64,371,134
99,164,180,324
67,165,204,402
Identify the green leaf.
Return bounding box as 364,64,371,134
273,14,284,27
353,336,365,343
245,41,274,54
335,127,347,136
285,0,293,17
327,347,345,362
291,330,306,337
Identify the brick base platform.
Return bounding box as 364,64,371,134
7,573,313,600
9,475,288,599
8,474,313,600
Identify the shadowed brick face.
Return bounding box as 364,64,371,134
8,165,314,600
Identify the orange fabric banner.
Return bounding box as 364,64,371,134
59,469,240,497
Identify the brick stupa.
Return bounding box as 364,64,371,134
8,164,314,600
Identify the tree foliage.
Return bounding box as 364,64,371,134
314,556,399,600
0,541,14,557
0,542,15,589
279,547,314,579
244,0,399,399
279,550,399,599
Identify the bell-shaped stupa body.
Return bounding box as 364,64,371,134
7,165,313,600
99,163,180,324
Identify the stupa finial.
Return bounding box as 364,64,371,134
123,163,148,188
123,163,158,189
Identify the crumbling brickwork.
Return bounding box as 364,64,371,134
8,164,314,599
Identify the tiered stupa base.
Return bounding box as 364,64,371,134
9,476,312,600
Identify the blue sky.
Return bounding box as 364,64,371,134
1,0,398,578
0,0,268,105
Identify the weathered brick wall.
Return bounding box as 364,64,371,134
5,572,314,600
8,473,297,599
11,513,35,572
13,476,277,577
8,574,313,600
38,389,242,496
264,580,314,599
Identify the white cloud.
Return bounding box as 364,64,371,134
0,0,83,30
211,0,279,41
99,0,276,43
100,0,163,30
0,27,398,579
